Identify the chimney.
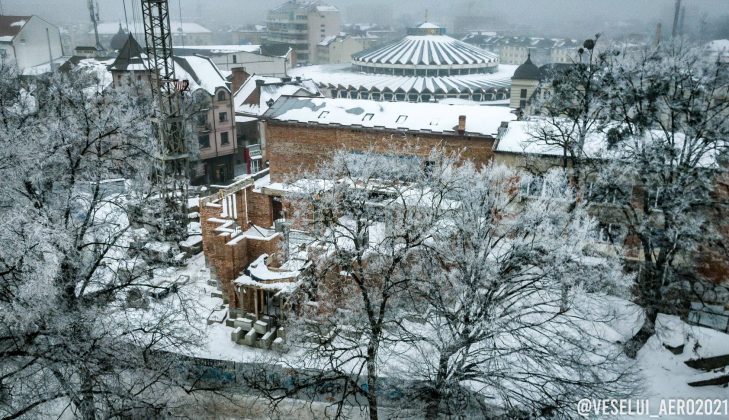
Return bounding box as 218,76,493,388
457,115,466,135
245,79,265,105
230,66,250,95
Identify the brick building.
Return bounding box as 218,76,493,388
232,70,321,174
261,96,517,182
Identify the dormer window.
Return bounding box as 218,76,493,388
217,91,226,102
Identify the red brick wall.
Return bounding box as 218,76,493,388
247,189,274,228
266,123,497,182
199,192,285,310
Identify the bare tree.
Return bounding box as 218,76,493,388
403,166,637,418
595,41,729,357
0,64,205,419
248,147,637,419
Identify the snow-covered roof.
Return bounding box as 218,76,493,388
353,34,498,67
0,15,31,42
263,96,515,137
175,55,229,95
288,63,515,95
175,44,262,55
233,75,321,117
95,21,211,35
109,36,227,95
318,35,338,47
495,119,720,167
270,0,338,14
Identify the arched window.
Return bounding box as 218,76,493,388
217,91,226,102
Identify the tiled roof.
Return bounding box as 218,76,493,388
0,15,31,41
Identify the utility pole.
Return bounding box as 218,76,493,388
88,0,103,50
140,0,189,241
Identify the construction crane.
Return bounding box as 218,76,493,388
88,0,103,50
140,0,189,241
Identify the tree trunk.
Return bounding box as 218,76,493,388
624,306,658,359
424,353,450,420
78,373,97,420
366,355,378,420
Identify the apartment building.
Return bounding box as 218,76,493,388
109,36,238,185
265,0,341,65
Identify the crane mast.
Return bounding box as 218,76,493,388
141,0,189,241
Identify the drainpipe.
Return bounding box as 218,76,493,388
46,28,55,72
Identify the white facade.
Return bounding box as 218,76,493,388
175,45,293,76
0,16,63,70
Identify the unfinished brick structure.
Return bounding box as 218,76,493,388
200,176,295,318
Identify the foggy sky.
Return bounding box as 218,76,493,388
1,0,727,39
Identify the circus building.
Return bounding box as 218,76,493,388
289,22,516,103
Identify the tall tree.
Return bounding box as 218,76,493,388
0,64,203,419
249,147,637,419
405,166,636,418
597,41,729,356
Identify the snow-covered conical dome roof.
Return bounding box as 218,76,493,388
351,22,498,76
110,23,129,51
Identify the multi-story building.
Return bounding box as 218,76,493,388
265,0,341,65
226,24,267,46
175,44,294,75
462,33,581,66
108,36,238,185
0,15,63,70
316,34,379,65
232,69,321,174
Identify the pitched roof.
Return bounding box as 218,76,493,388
234,75,320,117
108,35,228,95
108,35,147,72
262,96,515,137
0,15,31,41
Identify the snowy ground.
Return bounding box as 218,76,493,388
172,254,729,418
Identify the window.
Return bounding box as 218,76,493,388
232,55,237,64
220,132,229,145
219,112,227,122
362,113,374,121
196,113,208,127
395,115,408,124
217,91,226,102
520,88,527,98
597,223,624,244
198,134,210,149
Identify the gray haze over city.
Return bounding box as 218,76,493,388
2,0,728,39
